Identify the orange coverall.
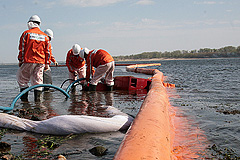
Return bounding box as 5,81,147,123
17,27,51,90
18,27,51,64
66,49,86,83
86,49,115,86
49,43,57,64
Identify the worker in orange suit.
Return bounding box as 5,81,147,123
17,15,51,102
66,44,86,90
43,29,58,91
80,48,115,91
44,29,58,66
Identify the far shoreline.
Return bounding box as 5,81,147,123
1,57,239,65
115,57,240,62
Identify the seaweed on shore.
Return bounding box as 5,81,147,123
207,144,240,160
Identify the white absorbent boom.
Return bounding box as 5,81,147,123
0,106,133,135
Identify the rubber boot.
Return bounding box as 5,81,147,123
20,87,28,102
71,86,76,93
34,90,42,102
89,84,97,91
81,84,89,91
43,86,50,91
106,85,113,91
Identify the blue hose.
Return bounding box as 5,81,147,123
66,78,86,93
0,84,70,111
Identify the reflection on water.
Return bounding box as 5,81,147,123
68,91,115,117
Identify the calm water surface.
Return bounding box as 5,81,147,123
0,58,239,159
158,58,240,159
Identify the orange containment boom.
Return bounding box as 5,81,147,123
113,63,174,160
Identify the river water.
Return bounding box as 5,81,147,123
0,58,239,159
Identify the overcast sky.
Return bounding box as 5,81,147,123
0,0,240,63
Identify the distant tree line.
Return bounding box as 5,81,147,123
113,45,240,61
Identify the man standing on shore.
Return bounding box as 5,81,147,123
43,29,58,91
17,15,51,102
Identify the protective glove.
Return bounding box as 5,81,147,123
83,81,88,87
44,64,50,71
18,62,23,67
74,71,78,76
54,62,58,66
82,81,89,91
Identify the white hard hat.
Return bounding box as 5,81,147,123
44,29,54,39
28,15,41,24
72,44,81,55
80,48,90,59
